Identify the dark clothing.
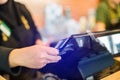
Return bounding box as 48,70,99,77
0,46,21,75
0,0,40,48
0,0,41,79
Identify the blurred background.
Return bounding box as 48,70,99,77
15,0,101,41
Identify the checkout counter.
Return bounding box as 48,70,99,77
97,56,120,80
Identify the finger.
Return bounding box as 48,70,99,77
44,40,51,46
45,47,59,56
45,54,61,62
47,60,60,64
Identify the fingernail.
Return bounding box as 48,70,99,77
58,56,61,60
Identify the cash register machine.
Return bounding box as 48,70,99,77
43,29,120,80
77,30,120,80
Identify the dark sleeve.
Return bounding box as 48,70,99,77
17,3,41,40
96,5,107,24
0,46,21,75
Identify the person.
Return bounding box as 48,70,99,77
0,0,61,80
93,0,120,31
0,0,85,80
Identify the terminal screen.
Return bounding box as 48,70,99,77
97,33,120,54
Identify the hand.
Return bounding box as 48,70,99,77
92,22,106,32
9,45,61,69
35,39,50,46
35,39,44,45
